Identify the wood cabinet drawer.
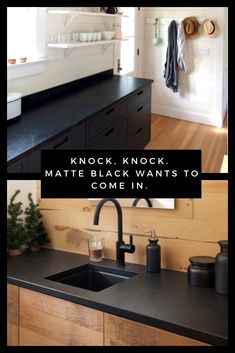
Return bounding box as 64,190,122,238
128,85,151,113
7,284,19,346
88,118,127,149
127,100,151,149
88,100,127,142
104,313,209,346
19,288,103,346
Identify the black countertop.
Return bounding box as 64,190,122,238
7,74,153,162
7,248,228,346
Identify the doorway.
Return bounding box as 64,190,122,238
114,7,140,76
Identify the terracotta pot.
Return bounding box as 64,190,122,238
29,244,41,252
8,248,22,256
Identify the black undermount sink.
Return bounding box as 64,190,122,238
45,264,137,292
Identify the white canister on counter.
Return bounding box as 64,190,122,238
7,92,22,121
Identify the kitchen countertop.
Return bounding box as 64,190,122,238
7,248,228,346
7,74,153,162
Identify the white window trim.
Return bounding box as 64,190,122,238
7,7,47,81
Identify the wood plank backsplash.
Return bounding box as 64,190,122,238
38,180,228,272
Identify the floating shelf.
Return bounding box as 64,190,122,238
47,9,127,17
47,39,122,49
47,39,123,57
47,9,128,26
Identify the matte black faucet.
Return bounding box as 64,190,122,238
93,198,135,266
132,198,153,207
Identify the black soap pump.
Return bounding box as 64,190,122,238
146,230,161,272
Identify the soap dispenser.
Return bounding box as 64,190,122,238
146,230,161,272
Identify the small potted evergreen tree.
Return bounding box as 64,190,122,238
7,189,26,256
24,193,50,251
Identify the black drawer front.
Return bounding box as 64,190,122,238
127,100,151,149
128,85,151,113
47,122,86,150
7,158,25,173
8,122,86,173
88,119,127,150
88,100,127,142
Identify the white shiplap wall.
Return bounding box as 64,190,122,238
141,7,227,127
7,7,115,96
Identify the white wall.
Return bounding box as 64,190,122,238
7,7,114,96
141,7,228,128
7,181,37,213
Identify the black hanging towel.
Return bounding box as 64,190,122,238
164,20,178,93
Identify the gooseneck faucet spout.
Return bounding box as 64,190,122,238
132,198,153,207
93,198,135,266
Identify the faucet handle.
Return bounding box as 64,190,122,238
129,235,133,245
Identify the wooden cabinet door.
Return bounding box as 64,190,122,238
7,284,19,346
19,288,103,346
104,313,209,346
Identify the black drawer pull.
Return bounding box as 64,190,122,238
137,90,143,96
106,107,115,115
137,106,143,112
105,128,114,137
136,127,143,134
53,136,68,149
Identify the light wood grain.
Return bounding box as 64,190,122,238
19,288,103,346
38,180,228,271
104,313,209,346
145,114,228,173
220,155,228,173
7,284,19,346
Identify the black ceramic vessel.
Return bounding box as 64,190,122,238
188,256,215,288
146,237,161,272
215,240,228,296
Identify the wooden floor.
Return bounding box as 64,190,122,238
145,114,228,173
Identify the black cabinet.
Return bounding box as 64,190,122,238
47,122,86,150
7,122,86,173
87,100,127,142
88,119,127,149
7,157,28,173
128,85,151,112
7,83,152,173
127,100,151,149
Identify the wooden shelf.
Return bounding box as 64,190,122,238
47,9,127,18
47,39,121,49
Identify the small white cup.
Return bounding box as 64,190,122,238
66,33,72,42
72,32,79,41
57,33,63,43
80,33,88,42
61,33,67,42
96,32,102,41
92,32,96,42
87,33,92,42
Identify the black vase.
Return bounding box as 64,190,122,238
146,237,161,272
215,240,228,296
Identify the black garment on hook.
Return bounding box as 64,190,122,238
164,20,178,93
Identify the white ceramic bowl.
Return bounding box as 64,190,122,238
101,31,115,40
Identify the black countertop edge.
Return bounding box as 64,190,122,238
22,69,114,111
7,276,226,346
